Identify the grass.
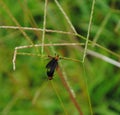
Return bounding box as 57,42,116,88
0,0,120,115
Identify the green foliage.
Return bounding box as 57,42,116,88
0,0,120,115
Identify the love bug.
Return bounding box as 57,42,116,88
46,55,59,80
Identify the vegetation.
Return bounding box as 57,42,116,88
0,0,120,115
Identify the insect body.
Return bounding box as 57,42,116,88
46,55,59,80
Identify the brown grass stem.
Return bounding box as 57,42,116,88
57,67,83,115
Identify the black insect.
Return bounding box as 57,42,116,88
46,55,59,80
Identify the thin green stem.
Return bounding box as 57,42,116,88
92,13,111,47
54,0,77,34
82,64,93,115
82,0,96,62
41,0,47,55
32,81,48,105
76,34,120,58
51,81,68,115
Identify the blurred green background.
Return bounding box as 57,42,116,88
0,0,120,115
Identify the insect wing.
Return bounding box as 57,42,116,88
49,60,58,73
46,58,58,77
46,58,58,70
46,58,56,68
